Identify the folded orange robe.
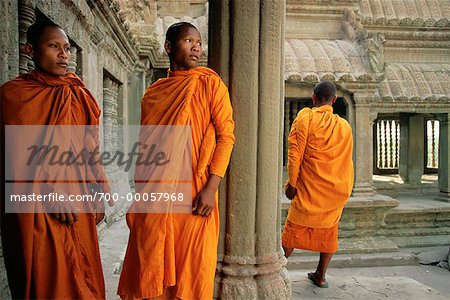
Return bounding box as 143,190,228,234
282,105,353,253
118,67,235,300
1,71,106,299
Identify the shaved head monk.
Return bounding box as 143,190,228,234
117,22,235,299
282,81,354,288
1,21,109,299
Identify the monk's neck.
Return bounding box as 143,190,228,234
33,67,66,78
313,103,333,108
169,64,196,72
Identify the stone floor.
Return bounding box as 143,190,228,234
290,266,450,300
99,216,450,300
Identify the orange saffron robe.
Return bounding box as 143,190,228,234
117,67,235,299
0,71,106,299
282,105,354,253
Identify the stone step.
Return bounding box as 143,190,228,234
286,250,417,270
389,235,450,248
380,200,450,247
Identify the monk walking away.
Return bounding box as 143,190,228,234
282,81,354,288
117,22,235,299
1,21,109,299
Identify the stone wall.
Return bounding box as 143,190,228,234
0,2,18,297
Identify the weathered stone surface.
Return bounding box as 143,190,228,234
0,0,19,84
417,246,450,265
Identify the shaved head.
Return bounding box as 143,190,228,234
27,20,62,48
313,81,337,104
165,22,198,45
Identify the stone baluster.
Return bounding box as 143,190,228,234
18,0,35,74
67,46,77,74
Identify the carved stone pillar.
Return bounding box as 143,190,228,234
103,76,120,174
353,93,376,196
18,0,35,74
209,0,290,299
437,113,450,202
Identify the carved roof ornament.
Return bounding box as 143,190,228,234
342,8,385,80
361,32,385,79
377,63,450,103
358,0,450,27
284,39,373,83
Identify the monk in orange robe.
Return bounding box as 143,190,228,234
1,21,109,299
282,81,354,288
117,22,235,299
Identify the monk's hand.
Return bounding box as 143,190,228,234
193,175,221,217
49,194,79,225
93,199,105,225
285,183,297,200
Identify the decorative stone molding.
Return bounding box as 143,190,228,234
382,31,450,42
287,0,359,17
89,0,140,66
117,0,157,24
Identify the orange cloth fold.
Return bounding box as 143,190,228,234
282,220,338,253
1,71,106,299
118,67,234,300
283,105,353,253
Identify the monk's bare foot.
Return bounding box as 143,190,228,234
283,246,294,258
307,272,329,288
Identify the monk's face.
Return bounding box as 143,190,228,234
30,27,71,76
166,26,202,71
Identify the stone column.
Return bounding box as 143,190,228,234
399,114,425,186
18,0,35,74
398,113,409,182
103,76,120,173
437,113,450,201
209,1,290,299
352,93,376,196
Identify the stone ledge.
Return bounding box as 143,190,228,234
286,250,417,270
389,235,450,248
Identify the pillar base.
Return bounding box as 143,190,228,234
219,254,291,299
352,182,375,196
435,191,450,203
